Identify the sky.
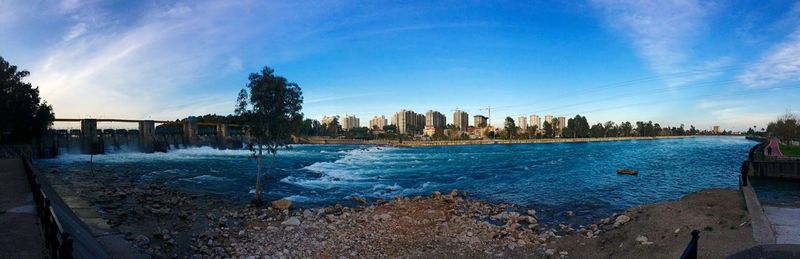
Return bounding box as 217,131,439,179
1,0,799,131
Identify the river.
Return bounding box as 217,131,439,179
36,136,754,223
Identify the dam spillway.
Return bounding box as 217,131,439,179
40,119,248,157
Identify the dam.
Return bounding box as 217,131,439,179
38,118,248,157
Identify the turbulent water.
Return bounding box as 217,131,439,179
37,136,755,222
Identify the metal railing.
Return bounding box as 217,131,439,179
6,146,74,258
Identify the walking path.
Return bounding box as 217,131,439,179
764,206,800,244
764,137,786,158
0,159,48,258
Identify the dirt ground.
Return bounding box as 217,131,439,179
549,188,756,258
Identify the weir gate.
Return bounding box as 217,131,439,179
41,118,248,156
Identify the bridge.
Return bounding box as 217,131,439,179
42,118,249,156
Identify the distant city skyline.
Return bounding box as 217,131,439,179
2,1,799,131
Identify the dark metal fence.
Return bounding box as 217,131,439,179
7,146,74,258
680,230,700,259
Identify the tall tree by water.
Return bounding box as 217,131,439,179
235,66,304,204
0,56,55,144
543,120,554,138
504,117,517,139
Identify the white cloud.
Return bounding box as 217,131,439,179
709,107,778,129
591,0,721,87
63,22,87,41
738,28,800,88
23,1,343,119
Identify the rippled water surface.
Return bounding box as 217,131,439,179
37,136,754,221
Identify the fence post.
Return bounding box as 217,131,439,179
680,230,700,259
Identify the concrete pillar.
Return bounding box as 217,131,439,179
217,123,229,148
183,121,198,146
139,120,155,153
80,119,98,154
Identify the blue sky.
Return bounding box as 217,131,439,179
1,0,799,131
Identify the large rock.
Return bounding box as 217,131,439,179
614,214,631,227
432,191,442,200
271,198,292,210
352,196,367,204
134,234,150,246
281,217,301,226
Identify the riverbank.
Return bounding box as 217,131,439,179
39,162,756,257
304,135,705,147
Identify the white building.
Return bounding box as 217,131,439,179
517,116,528,131
393,109,422,134
369,115,387,130
321,116,337,125
529,114,540,129
425,110,446,129
341,115,360,130
453,110,469,130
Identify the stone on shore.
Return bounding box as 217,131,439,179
613,214,631,227
281,217,301,226
272,198,292,210
432,191,442,200
352,196,367,204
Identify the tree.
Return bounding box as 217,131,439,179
528,125,539,139
620,121,633,137
543,120,554,138
604,121,616,137
768,111,799,145
504,117,517,139
235,66,303,204
590,123,605,137
0,56,55,144
563,118,575,138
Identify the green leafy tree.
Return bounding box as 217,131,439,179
528,125,538,139
590,123,605,137
504,117,517,139
235,67,303,204
768,111,799,145
543,120,554,138
620,121,633,137
1,56,55,144
603,121,616,137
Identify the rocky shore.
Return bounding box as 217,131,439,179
41,165,755,258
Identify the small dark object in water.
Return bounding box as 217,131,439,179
616,168,638,175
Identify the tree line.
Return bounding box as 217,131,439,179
499,114,705,139
764,111,799,146
0,56,55,145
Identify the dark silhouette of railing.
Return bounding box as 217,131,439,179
680,230,700,259
6,146,74,258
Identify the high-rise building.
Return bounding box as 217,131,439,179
453,110,469,130
393,109,423,134
341,115,360,130
416,114,426,132
530,115,540,129
544,115,554,126
474,115,488,128
391,113,399,127
369,115,387,130
557,116,566,132
713,126,720,134
321,116,336,125
425,110,446,129
518,116,528,131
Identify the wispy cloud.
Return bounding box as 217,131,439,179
738,28,800,88
20,1,343,119
709,107,779,129
591,0,722,87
